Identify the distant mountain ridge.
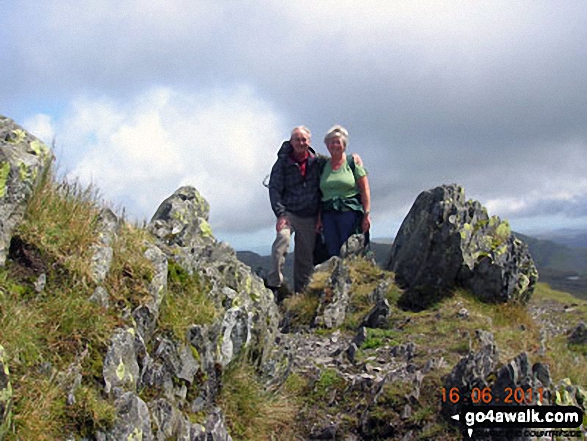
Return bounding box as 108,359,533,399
237,231,587,299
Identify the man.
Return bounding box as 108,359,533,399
267,126,323,299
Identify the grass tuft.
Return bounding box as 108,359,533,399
219,360,298,441
158,261,218,340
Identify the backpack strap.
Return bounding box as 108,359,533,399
347,154,356,178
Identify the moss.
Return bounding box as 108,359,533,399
361,328,401,350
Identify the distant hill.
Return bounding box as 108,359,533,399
515,232,587,299
532,228,587,249
238,234,587,299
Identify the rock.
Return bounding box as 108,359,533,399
103,328,141,396
89,286,110,308
568,321,587,345
0,345,12,441
149,186,213,250
347,327,368,363
361,298,391,329
89,208,119,285
99,392,153,441
204,407,233,441
441,330,498,420
149,398,209,441
314,258,352,328
387,184,538,310
0,116,51,266
34,273,46,293
340,233,369,259
149,186,281,370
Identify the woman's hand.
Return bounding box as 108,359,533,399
362,213,371,233
316,216,323,233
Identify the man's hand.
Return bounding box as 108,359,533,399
352,153,363,166
276,215,290,232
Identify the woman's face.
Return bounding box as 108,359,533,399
326,136,345,156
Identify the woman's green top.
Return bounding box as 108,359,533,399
320,156,367,212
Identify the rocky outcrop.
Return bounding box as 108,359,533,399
0,116,51,266
88,208,119,307
91,186,286,440
387,184,538,310
441,330,587,440
314,257,352,329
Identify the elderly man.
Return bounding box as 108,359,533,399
267,126,323,299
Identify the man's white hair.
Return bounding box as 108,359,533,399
290,126,312,139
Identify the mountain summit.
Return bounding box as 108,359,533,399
0,116,585,440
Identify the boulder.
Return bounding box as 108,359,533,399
387,184,538,310
0,116,51,266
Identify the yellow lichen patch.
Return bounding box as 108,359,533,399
199,219,213,238
7,130,26,144
0,162,10,198
116,360,127,381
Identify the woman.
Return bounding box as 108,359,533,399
318,125,371,258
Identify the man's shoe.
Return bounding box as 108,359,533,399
266,284,291,303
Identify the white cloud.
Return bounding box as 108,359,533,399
32,86,286,232
23,114,55,143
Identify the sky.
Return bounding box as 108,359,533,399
2,0,587,252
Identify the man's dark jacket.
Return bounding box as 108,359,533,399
269,141,325,218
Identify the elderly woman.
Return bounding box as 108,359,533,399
318,125,371,258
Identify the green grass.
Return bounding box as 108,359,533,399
1,166,122,439
218,360,298,441
158,261,218,341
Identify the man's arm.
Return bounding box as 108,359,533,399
268,159,286,218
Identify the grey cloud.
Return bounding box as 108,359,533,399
2,1,587,239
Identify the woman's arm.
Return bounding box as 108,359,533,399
356,176,371,233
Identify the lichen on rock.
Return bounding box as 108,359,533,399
0,116,52,266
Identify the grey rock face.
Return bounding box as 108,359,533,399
103,328,141,396
568,321,587,345
361,281,392,329
340,233,370,259
0,116,51,266
441,330,498,420
89,208,119,285
314,257,352,328
387,184,538,310
99,392,153,441
149,186,281,371
0,345,12,441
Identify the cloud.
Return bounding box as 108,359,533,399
5,0,587,246
26,86,286,234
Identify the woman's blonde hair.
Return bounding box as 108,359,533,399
324,125,349,147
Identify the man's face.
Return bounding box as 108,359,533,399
291,130,310,156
